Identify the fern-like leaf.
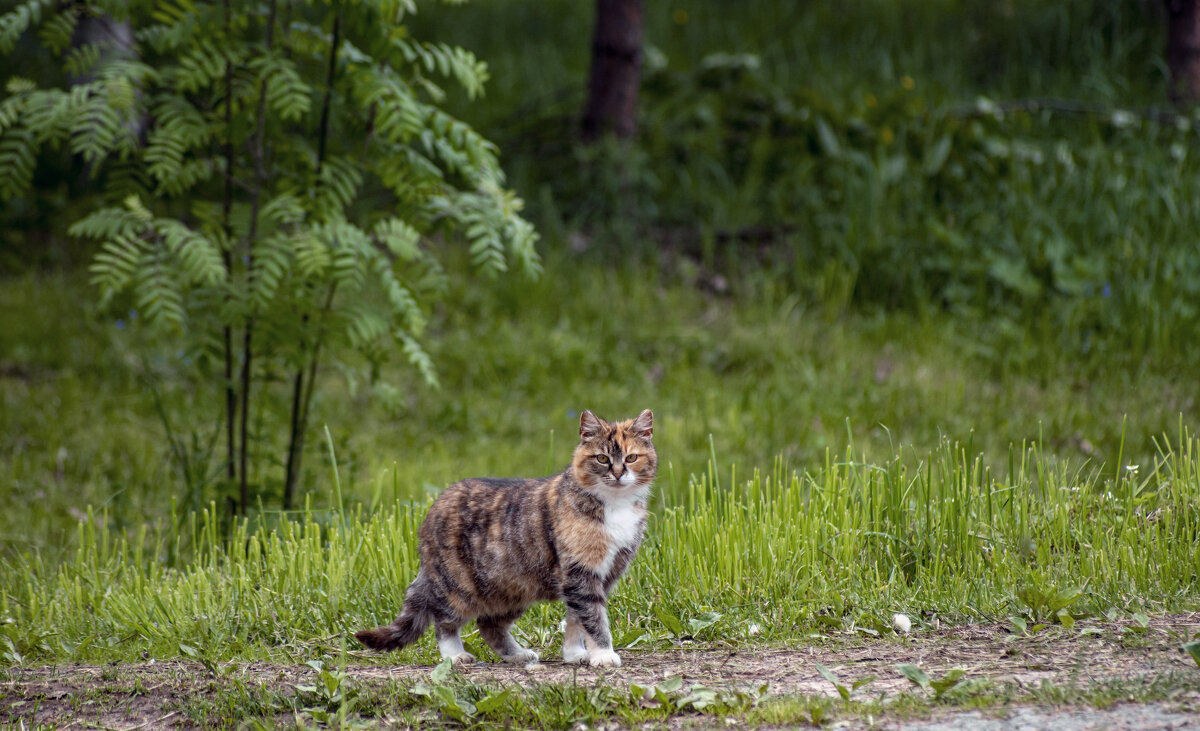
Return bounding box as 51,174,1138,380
38,6,78,55
397,331,438,388
155,219,226,287
250,54,312,122
248,232,293,309
63,43,103,77
89,233,147,306
314,157,363,219
170,39,228,93
145,95,212,192
69,206,148,240
372,217,422,260
0,0,53,55
0,127,36,198
134,249,187,330
70,96,124,164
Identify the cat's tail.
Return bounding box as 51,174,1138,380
355,572,435,652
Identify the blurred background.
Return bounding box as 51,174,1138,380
2,0,1198,560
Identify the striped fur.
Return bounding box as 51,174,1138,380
355,409,656,667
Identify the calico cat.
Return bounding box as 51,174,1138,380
355,409,656,668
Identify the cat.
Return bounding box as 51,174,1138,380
355,409,656,668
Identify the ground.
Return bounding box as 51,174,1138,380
5,614,1198,729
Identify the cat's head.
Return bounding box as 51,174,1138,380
572,409,657,495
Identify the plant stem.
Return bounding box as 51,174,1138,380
239,0,280,513
283,282,337,509
315,0,343,175
282,367,305,510
283,3,342,510
221,0,236,492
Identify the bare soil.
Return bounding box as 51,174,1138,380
4,613,1199,729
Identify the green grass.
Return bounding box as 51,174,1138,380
3,256,1198,558
4,251,1200,666
3,358,1199,666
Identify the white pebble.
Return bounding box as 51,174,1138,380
892,613,912,634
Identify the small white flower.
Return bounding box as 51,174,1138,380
892,613,912,634
747,623,761,637
1125,464,1139,474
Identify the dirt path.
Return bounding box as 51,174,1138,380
4,613,1199,728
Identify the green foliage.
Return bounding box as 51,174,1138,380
514,52,1200,365
1016,578,1087,627
895,664,967,700
406,0,1189,369
0,0,539,509
815,663,875,702
629,675,765,714
1183,641,1200,670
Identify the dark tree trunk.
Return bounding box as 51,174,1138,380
581,0,646,141
1166,0,1200,104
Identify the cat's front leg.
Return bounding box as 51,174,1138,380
562,568,620,667
561,616,589,663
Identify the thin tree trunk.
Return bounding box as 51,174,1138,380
222,0,236,491
239,0,280,513
282,1,343,510
237,329,253,513
282,368,305,510
315,2,343,172
283,285,335,509
581,0,646,141
1166,0,1200,104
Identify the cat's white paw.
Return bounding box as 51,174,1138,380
587,649,622,668
449,652,476,665
502,648,539,664
562,643,588,664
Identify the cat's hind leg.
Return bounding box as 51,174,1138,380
435,621,476,665
478,610,539,664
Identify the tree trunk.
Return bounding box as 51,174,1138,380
1166,0,1200,104
581,0,646,141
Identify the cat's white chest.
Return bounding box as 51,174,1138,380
597,497,645,577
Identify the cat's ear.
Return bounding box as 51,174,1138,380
579,410,605,440
631,409,653,439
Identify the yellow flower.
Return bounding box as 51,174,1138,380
901,75,915,90
673,9,689,24
880,127,894,145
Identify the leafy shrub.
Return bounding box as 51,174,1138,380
0,0,539,511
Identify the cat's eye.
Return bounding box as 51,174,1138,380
595,455,610,464
624,454,638,463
